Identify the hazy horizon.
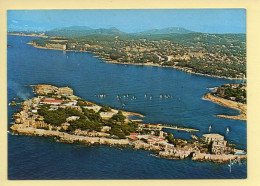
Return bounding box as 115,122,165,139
7,9,246,34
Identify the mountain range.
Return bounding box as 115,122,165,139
44,26,196,37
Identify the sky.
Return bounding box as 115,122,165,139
7,9,246,34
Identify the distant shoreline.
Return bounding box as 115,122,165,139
100,59,245,80
8,33,48,38
203,93,247,121
14,34,245,80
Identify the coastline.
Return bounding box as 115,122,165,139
203,93,247,121
8,33,48,38
101,60,245,80
10,126,247,164
26,40,245,80
9,84,247,164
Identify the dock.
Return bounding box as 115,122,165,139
130,119,143,122
160,125,199,132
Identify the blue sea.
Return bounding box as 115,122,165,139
7,35,247,179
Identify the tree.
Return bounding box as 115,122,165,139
111,111,126,122
109,126,126,139
99,105,112,112
166,133,175,144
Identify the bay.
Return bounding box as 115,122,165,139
7,35,247,179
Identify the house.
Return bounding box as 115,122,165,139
138,123,162,131
100,111,117,119
231,84,239,88
101,126,111,132
203,133,228,155
66,116,80,122
128,136,138,141
83,105,101,112
63,101,77,106
41,98,62,105
46,43,67,50
230,97,236,101
31,109,38,113
211,140,227,155
202,133,224,143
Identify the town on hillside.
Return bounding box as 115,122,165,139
10,27,246,79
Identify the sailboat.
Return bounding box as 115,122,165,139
226,127,230,134
228,159,233,173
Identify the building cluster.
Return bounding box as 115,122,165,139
33,32,246,79
11,84,246,163
202,133,228,155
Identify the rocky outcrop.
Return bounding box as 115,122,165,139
33,84,58,95
192,152,247,163
10,126,130,146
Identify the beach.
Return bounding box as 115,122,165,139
204,93,247,121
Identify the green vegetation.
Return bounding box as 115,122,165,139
110,111,126,122
68,118,102,132
108,122,138,139
99,105,112,112
154,130,160,136
30,28,246,79
165,133,175,145
83,108,102,122
37,101,134,139
38,104,84,126
214,83,246,103
77,99,92,107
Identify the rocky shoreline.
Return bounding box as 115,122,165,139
203,93,247,121
10,126,131,146
9,84,247,163
10,126,247,163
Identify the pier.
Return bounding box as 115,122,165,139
160,124,199,132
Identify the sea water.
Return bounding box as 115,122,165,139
7,35,247,179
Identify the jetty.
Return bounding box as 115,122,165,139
160,124,199,132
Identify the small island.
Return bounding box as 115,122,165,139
204,83,247,120
10,84,246,163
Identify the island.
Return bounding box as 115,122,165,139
204,83,247,120
9,84,246,163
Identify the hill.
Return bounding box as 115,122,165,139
137,27,195,35
45,26,125,37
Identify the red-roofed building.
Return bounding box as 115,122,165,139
42,99,62,105
130,133,139,136
128,136,138,141
147,139,156,143
86,101,95,106
152,136,166,140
